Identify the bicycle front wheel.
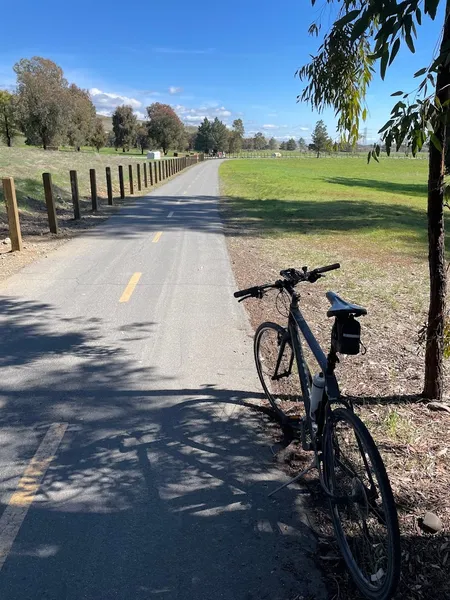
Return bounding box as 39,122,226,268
324,407,401,600
254,322,310,421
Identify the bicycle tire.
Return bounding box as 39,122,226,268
254,322,311,421
323,407,401,600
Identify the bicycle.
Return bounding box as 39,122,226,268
234,263,401,600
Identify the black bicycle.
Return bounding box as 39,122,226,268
234,263,401,600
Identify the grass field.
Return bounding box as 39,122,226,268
0,146,182,224
220,156,430,259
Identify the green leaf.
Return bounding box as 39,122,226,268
430,133,443,152
425,0,439,20
367,150,372,164
335,9,361,29
391,91,404,96
380,50,389,80
372,149,380,163
416,7,422,25
378,119,394,134
362,108,367,121
376,144,381,157
351,11,370,41
405,32,416,53
414,67,427,78
389,38,401,65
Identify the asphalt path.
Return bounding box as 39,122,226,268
0,159,327,600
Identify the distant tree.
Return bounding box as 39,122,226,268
194,118,212,153
147,102,184,155
106,130,116,148
185,128,197,151
112,105,137,152
90,117,107,152
228,118,245,153
14,57,69,149
66,84,96,151
279,141,287,150
210,117,229,153
136,124,151,154
254,132,267,150
0,90,19,147
310,120,331,157
268,137,278,150
286,138,297,151
242,136,255,150
298,137,307,152
232,118,244,137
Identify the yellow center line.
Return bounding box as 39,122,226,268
152,231,163,243
0,423,68,572
119,272,142,303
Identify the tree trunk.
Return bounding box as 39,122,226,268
423,0,450,400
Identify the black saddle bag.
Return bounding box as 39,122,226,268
331,315,361,355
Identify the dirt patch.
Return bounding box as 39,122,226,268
221,202,450,600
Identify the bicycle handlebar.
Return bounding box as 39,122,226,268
234,286,261,299
315,263,340,274
234,263,340,300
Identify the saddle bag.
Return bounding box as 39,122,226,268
331,315,361,355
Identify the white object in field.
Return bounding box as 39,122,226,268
147,151,161,160
309,372,325,417
272,152,281,158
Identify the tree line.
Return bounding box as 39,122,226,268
0,56,339,159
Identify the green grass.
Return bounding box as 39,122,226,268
0,146,166,220
220,156,430,259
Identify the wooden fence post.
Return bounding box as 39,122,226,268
1,177,23,251
70,170,81,219
106,167,113,205
90,169,98,211
137,163,142,191
149,162,153,186
129,165,134,194
143,162,148,187
118,166,125,199
158,161,162,182
154,162,158,184
42,173,59,234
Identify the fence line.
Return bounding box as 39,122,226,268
1,154,203,250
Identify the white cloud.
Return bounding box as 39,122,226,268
168,86,183,95
89,88,142,114
174,103,234,124
299,126,309,131
262,124,277,129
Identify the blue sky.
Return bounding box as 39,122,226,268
0,0,443,142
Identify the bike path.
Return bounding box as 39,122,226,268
0,160,327,599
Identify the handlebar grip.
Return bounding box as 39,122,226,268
234,286,259,298
316,263,340,274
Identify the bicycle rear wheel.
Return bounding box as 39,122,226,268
254,322,311,421
323,407,401,600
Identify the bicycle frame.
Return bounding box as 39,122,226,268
283,289,342,438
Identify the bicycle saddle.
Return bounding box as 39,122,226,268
326,291,367,318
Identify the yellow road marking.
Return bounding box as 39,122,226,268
152,231,163,243
0,423,68,572
119,272,142,303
